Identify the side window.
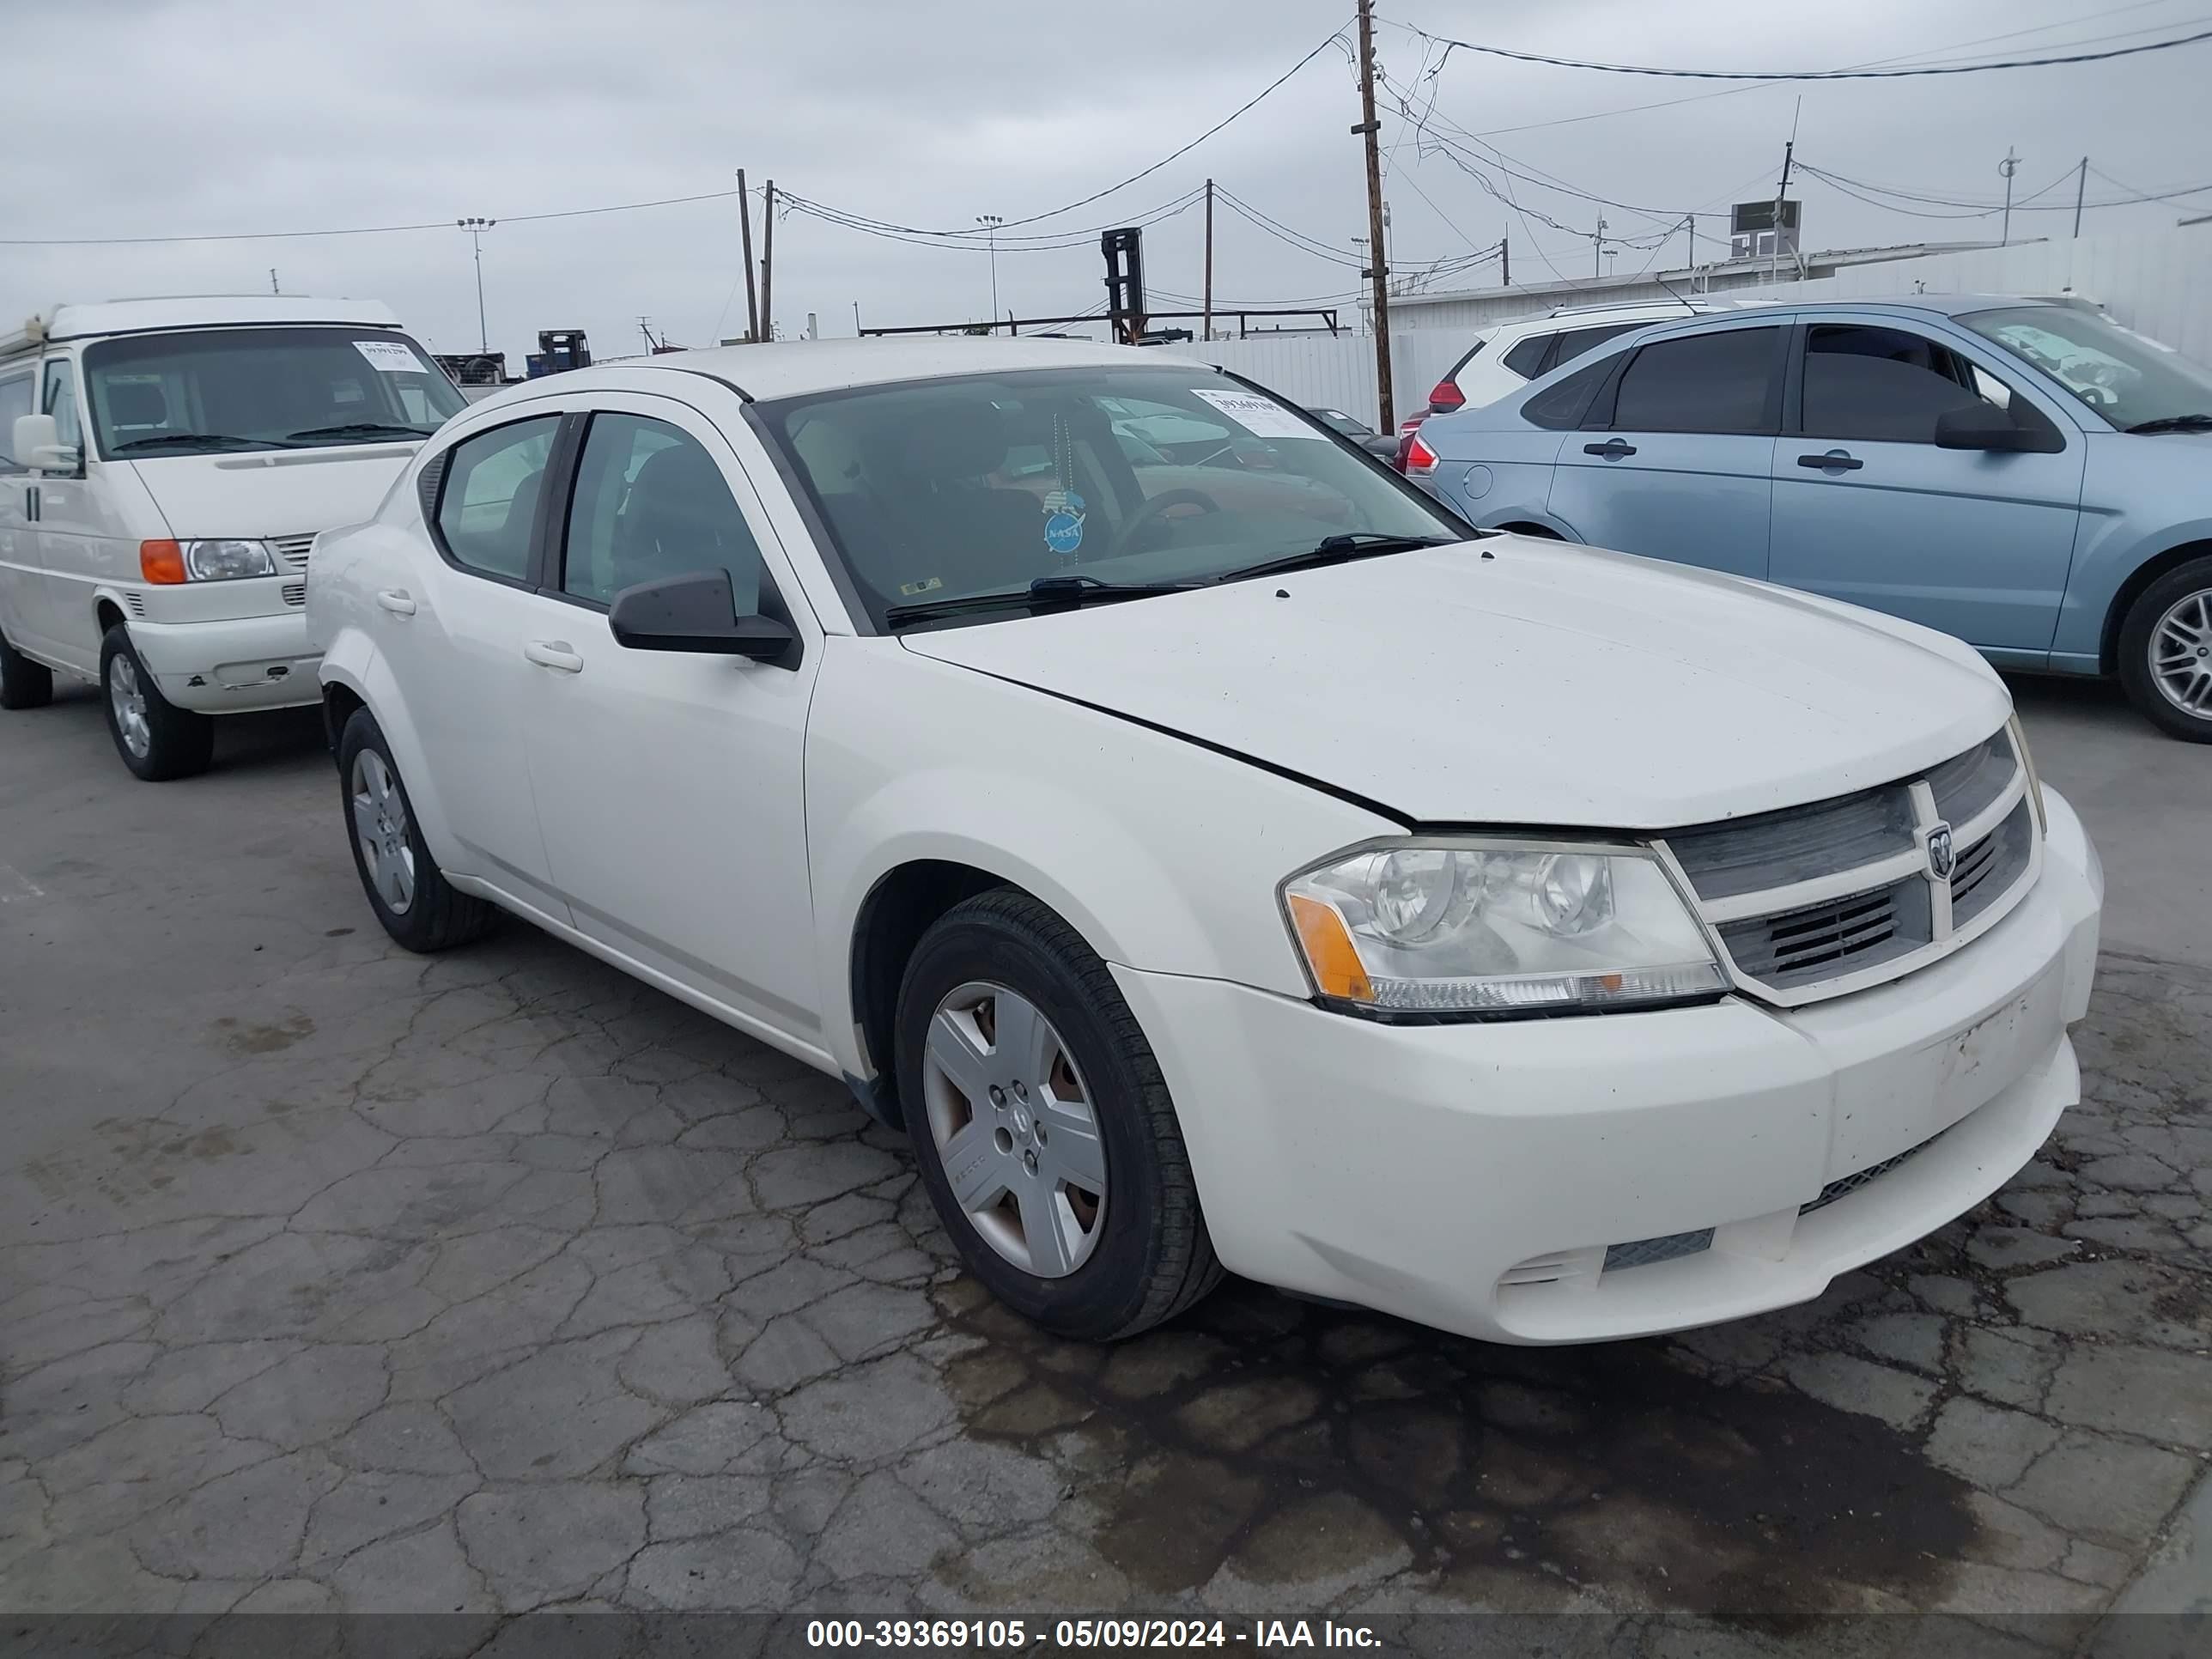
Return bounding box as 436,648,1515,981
0,374,32,471
562,414,766,612
1522,354,1620,430
42,361,82,453
1802,325,1996,444
1612,326,1781,434
1550,323,1638,369
434,416,558,581
1502,336,1551,379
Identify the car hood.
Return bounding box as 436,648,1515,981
900,538,2014,829
127,444,418,539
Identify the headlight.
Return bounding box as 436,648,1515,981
1282,839,1726,1017
182,539,277,581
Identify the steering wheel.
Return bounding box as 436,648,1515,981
1114,489,1223,556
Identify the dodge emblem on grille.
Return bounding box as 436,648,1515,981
1925,821,1956,881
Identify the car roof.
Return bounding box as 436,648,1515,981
31,295,405,343
533,336,1176,403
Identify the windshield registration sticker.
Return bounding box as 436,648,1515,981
354,339,426,374
1190,387,1323,441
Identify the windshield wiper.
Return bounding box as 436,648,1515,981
884,573,1200,629
286,422,438,442
2124,413,2212,434
110,433,288,453
1210,532,1458,586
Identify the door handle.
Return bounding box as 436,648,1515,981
1583,439,1637,459
1797,450,1864,471
523,640,584,673
375,589,417,617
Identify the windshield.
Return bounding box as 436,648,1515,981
762,366,1462,629
1959,305,2212,432
83,326,466,459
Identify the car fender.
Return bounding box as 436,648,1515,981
317,626,463,873
2062,509,2212,668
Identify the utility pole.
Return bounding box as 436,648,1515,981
1684,214,1694,271
457,217,496,354
1202,179,1214,343
1500,234,1509,287
1592,216,1607,278
1767,143,1795,283
268,268,279,295
759,180,775,343
1353,0,1394,434
2072,155,2088,239
853,300,862,337
737,169,759,342
1999,148,2021,246
975,215,1003,331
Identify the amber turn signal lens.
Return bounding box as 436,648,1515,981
1286,893,1375,1003
139,540,187,584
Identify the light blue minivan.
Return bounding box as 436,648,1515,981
1413,296,2212,739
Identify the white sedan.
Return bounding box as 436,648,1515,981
307,337,2104,1344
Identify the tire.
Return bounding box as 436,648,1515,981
2118,555,2212,743
0,625,52,710
895,888,1222,1340
99,625,213,781
336,707,495,952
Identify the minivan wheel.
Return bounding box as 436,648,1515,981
2118,556,2212,743
99,625,213,780
337,707,494,952
894,888,1222,1340
0,627,52,710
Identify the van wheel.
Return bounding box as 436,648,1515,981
0,628,52,709
895,889,1222,1341
2118,556,2212,743
100,626,213,780
337,708,493,952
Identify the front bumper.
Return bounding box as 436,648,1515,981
130,611,320,713
1118,786,2103,1345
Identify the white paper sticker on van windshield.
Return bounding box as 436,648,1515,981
1189,387,1323,441
354,339,425,374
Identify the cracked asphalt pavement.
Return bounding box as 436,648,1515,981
2,675,2207,1627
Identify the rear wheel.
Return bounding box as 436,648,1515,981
100,625,212,780
0,626,52,710
895,889,1221,1340
337,707,494,951
2118,556,2212,743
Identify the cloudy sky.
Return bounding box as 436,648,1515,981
6,0,2209,367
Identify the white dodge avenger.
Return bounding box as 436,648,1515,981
307,338,2103,1345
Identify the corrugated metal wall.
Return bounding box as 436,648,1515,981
1166,331,1468,427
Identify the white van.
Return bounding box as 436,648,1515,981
1,296,465,778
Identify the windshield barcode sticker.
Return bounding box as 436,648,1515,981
1189,387,1324,441
354,339,425,374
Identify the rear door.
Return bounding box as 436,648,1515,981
1547,321,1786,580
1767,317,2085,655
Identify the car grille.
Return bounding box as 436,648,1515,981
1660,727,2038,1005
1800,1127,1948,1216
270,534,315,573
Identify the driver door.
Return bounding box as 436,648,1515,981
520,392,827,1047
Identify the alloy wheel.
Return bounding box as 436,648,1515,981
922,980,1108,1278
2151,588,2212,719
107,653,151,759
350,750,416,915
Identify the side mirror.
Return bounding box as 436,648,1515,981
1935,404,2036,453
12,413,78,473
607,569,795,661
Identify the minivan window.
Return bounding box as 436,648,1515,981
1612,327,1780,434
763,366,1460,629
1959,304,2212,433
0,374,31,471
82,327,465,460
434,416,558,582
1502,337,1552,378
1549,322,1639,369
562,414,766,611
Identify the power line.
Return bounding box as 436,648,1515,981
1400,21,2212,82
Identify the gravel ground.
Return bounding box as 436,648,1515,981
1,677,2206,1632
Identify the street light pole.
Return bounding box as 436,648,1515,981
457,217,497,354
976,215,1003,330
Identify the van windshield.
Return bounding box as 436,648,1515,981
82,327,466,459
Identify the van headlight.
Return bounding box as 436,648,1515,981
183,539,278,581
1282,840,1726,1017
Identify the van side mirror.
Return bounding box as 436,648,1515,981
1934,404,2039,453
607,568,796,661
11,413,78,473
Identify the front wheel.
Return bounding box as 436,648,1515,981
100,626,212,781
336,708,494,952
895,889,1222,1341
2118,556,2212,743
